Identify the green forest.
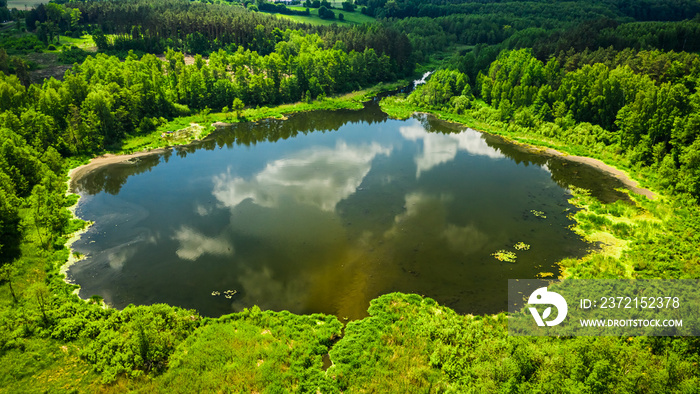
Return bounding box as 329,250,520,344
1,0,700,391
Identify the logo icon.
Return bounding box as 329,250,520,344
528,287,568,326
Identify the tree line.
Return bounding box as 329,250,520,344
0,30,405,153
354,0,700,20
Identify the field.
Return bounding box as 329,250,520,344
6,0,43,9
273,6,375,26
48,35,97,52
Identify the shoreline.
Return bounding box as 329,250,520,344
65,80,415,185
62,147,173,301
59,203,91,296
67,147,173,191
538,147,657,200
405,108,658,201
60,94,657,305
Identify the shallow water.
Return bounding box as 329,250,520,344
68,103,630,319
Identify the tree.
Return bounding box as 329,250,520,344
27,182,65,250
0,185,21,264
318,6,335,19
0,264,17,303
70,8,82,30
25,3,47,31
28,281,52,324
92,29,110,51
232,98,244,119
10,57,30,88
44,3,64,24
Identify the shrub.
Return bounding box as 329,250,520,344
171,103,191,117
342,1,355,12
80,304,199,383
318,5,335,19
57,46,89,64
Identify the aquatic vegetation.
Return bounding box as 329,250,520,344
530,210,547,219
211,290,238,299
492,250,517,262
514,242,530,251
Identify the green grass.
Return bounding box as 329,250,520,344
45,35,97,53
147,310,342,393
0,338,106,393
273,6,375,26
57,35,96,51
328,293,698,392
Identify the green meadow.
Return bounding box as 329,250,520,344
273,5,375,26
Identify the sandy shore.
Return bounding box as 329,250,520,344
539,147,657,200
67,148,171,191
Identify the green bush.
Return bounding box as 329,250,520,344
0,35,44,55
171,103,191,117
79,304,200,383
57,46,90,64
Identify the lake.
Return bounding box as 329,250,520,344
68,102,631,319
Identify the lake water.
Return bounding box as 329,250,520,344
68,102,631,319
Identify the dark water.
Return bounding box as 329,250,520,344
68,103,631,319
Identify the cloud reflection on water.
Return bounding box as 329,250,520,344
173,226,234,261
384,192,488,256
399,124,504,177
212,141,392,212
